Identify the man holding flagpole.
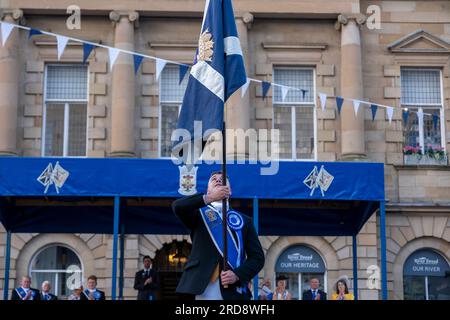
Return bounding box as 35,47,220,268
171,0,264,300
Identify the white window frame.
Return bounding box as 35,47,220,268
400,68,446,154
41,64,89,158
29,244,84,297
272,66,317,161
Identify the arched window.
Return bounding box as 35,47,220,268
403,249,450,300
275,245,327,300
29,245,83,298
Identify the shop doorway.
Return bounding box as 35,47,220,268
154,240,191,300
275,245,327,300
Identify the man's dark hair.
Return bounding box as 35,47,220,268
143,255,152,262
209,171,230,180
87,275,97,282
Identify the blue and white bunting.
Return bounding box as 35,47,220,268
241,78,250,97
319,93,327,112
1,22,15,46
301,89,307,100
281,85,289,102
155,58,167,80
108,48,120,72
179,65,189,85
56,35,69,60
262,81,271,100
28,28,42,38
386,106,394,124
82,43,95,63
370,104,378,121
336,96,344,114
133,55,144,74
352,100,361,116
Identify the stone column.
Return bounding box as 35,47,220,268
225,13,253,160
335,14,367,160
109,11,139,157
0,10,23,156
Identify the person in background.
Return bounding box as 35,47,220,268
272,275,291,300
80,275,105,300
134,255,160,300
258,278,273,300
331,277,354,300
68,286,83,300
10,276,40,300
302,278,327,300
40,281,58,300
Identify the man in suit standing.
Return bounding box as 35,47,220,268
80,275,105,300
172,171,265,300
134,255,160,300
11,276,40,300
40,281,58,300
302,278,327,300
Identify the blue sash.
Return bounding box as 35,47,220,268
15,287,35,300
199,205,247,293
83,289,101,300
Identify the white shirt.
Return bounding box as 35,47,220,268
195,279,223,300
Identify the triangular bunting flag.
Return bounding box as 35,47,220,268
352,100,361,116
281,86,289,102
1,22,15,46
108,48,120,72
319,93,327,112
133,55,144,74
155,58,167,80
301,89,307,99
82,43,95,63
241,78,250,97
262,81,271,100
402,109,409,124
28,28,42,38
370,104,378,122
386,107,394,124
432,113,439,130
179,65,189,85
56,35,69,60
336,96,344,114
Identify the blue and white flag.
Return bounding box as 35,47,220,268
174,0,247,160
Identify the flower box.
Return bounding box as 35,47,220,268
403,145,448,166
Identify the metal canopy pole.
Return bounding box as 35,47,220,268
252,197,259,300
352,234,358,300
119,224,125,300
3,230,11,300
380,201,388,300
111,196,120,300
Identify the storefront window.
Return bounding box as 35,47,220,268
403,249,450,300
275,245,326,300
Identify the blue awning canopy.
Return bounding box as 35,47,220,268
0,157,384,236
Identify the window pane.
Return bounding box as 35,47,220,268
46,65,88,100
403,276,426,300
404,107,441,149
44,104,65,156
296,107,314,159
160,65,189,103
427,276,450,300
32,246,81,270
160,105,180,157
68,104,87,156
401,69,441,105
273,107,292,159
273,68,314,103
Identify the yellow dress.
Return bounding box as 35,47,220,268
331,293,355,300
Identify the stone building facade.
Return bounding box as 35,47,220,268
0,0,449,300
